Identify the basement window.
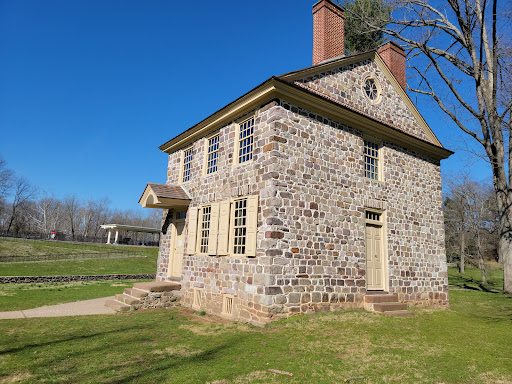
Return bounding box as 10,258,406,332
193,288,202,309
222,295,234,316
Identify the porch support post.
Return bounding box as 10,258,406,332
114,230,119,244
107,230,111,244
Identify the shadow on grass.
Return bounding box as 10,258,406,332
0,325,143,355
448,267,503,293
76,338,237,384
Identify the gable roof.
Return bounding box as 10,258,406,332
278,50,442,147
159,52,452,160
138,183,191,209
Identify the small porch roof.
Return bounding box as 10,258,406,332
138,183,191,209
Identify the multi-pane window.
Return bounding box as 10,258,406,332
364,140,379,180
199,206,211,254
182,147,193,183
187,195,258,257
364,78,379,101
238,118,254,164
206,135,220,174
233,198,247,254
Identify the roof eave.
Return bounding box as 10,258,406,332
159,76,452,160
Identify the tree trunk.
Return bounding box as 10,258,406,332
459,231,465,275
6,204,16,234
499,232,512,294
495,185,512,293
476,230,487,285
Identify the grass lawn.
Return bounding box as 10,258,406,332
448,263,504,293
0,238,159,276
0,255,158,276
0,237,153,257
0,289,511,383
0,279,152,311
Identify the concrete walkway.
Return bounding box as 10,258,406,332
0,296,116,319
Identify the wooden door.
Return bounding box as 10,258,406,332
168,221,185,279
366,224,384,290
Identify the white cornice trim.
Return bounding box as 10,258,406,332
160,78,452,160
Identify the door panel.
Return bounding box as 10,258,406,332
169,221,185,278
366,224,385,290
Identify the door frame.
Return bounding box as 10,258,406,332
364,208,389,292
168,210,187,279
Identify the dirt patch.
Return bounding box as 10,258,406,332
476,372,512,384
152,344,202,358
176,308,232,325
207,370,283,384
0,372,34,384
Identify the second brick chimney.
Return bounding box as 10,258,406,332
377,42,407,90
312,0,346,66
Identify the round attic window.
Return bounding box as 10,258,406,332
363,77,382,103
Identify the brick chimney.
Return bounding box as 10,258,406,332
312,0,346,66
377,42,407,90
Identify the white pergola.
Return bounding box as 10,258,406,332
100,224,160,245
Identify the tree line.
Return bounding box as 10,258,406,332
444,174,499,285
0,155,160,243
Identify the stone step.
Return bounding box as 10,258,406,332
125,288,149,299
373,302,408,312
105,299,130,312
382,310,414,318
115,294,140,305
133,281,181,292
364,294,398,304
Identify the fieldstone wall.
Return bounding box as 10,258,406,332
156,102,285,326
132,290,180,310
257,101,448,317
156,66,449,325
291,58,434,143
0,274,156,284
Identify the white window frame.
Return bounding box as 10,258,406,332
230,197,248,256
197,205,212,255
363,138,382,181
203,133,220,176
233,116,255,166
179,146,193,184
228,195,258,258
362,74,382,105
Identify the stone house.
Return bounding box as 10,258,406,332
139,0,452,326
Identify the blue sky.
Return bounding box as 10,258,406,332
0,0,490,212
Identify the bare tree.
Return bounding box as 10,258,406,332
30,194,62,236
63,194,81,241
445,175,498,283
6,177,37,234
0,155,13,199
444,179,469,274
346,0,512,292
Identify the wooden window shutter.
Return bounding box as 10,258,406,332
208,202,220,255
187,207,198,254
245,195,259,257
217,200,231,255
